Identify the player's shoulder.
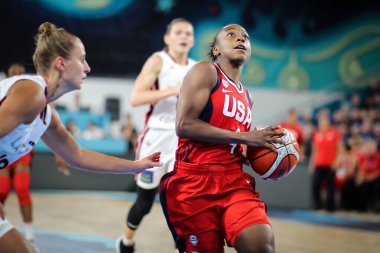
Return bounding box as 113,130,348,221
191,61,216,72
147,52,164,64
185,61,218,87
9,76,45,95
142,53,163,73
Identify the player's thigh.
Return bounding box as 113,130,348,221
222,190,269,247
177,229,224,253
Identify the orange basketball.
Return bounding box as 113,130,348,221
246,127,300,180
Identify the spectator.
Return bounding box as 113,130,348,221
356,139,380,212
6,62,26,77
280,108,305,161
66,120,81,138
299,109,316,160
82,121,106,140
309,109,343,211
121,114,138,153
338,143,359,210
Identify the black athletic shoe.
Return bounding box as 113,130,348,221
115,236,135,253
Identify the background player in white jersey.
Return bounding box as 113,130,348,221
0,22,162,253
116,18,196,253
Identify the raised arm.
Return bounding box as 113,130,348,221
41,110,161,174
176,61,282,149
130,54,180,106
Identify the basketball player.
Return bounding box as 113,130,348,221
159,24,283,253
0,62,38,247
116,18,196,253
0,22,162,253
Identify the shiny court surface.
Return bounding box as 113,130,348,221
4,190,380,253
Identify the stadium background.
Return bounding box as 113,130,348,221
0,0,379,209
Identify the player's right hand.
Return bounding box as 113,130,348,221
132,151,162,174
244,125,284,152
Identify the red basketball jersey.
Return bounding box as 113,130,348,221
176,63,253,169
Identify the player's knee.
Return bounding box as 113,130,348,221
136,198,154,215
236,241,274,253
235,224,275,253
127,198,154,228
254,241,275,253
135,187,157,215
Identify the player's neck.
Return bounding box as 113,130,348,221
166,50,188,65
217,61,243,83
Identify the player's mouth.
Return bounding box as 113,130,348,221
234,45,246,51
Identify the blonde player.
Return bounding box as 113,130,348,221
0,22,162,253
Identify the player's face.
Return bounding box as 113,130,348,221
61,39,91,91
164,22,194,54
215,24,251,64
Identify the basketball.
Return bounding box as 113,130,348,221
246,127,300,180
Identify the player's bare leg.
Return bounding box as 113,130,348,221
234,224,275,253
0,228,37,253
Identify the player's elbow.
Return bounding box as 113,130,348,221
176,119,188,138
129,97,140,107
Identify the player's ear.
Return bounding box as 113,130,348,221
213,46,220,57
55,56,66,71
163,34,170,47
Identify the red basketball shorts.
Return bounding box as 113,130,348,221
3,151,33,171
159,162,270,252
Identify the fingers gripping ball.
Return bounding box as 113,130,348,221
247,128,300,180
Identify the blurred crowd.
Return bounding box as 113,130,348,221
282,80,380,213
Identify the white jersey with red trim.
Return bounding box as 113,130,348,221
0,75,52,168
146,51,196,130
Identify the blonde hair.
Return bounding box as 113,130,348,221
32,22,78,75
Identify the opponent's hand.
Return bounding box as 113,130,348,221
132,151,162,174
244,125,284,153
55,155,71,176
0,202,5,220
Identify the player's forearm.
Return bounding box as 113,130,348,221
176,118,245,144
131,88,176,106
68,149,140,174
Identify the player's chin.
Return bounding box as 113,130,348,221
230,57,247,67
239,53,251,62
178,46,190,53
80,77,87,84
